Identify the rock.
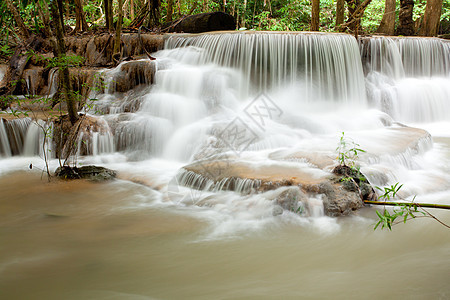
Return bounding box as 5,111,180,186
272,205,284,216
275,187,308,212
161,12,235,33
342,179,359,192
316,181,364,217
53,114,113,158
55,165,116,181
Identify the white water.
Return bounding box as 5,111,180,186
1,32,450,298
1,32,450,235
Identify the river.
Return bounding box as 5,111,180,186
1,32,450,299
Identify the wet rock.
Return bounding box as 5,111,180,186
55,165,116,181
161,12,235,33
53,115,113,158
321,186,363,217
276,187,308,212
342,179,359,192
111,60,156,93
272,205,284,216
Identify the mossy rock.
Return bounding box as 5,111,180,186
55,165,116,181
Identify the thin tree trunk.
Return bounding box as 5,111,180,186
242,0,247,28
73,0,89,33
148,0,161,28
335,0,345,30
113,0,124,64
131,0,135,19
345,0,362,32
167,0,173,22
396,0,415,35
311,0,320,31
418,0,443,36
104,0,114,30
376,0,396,35
5,0,30,39
50,0,78,125
340,0,372,34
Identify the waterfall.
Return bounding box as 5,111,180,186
1,32,450,235
165,32,367,104
0,119,11,157
0,118,32,157
362,37,450,123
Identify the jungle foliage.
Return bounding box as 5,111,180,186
1,0,449,61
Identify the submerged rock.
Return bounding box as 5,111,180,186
55,165,116,181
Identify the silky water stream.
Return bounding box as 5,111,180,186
0,32,449,299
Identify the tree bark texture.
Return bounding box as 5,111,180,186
161,12,235,33
50,0,78,125
396,0,415,35
335,0,345,30
418,0,443,36
311,0,320,31
113,0,124,64
376,0,396,35
345,0,362,32
73,0,89,33
167,0,173,22
147,0,161,27
103,0,114,31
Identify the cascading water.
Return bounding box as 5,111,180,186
2,32,450,236
1,32,450,299
363,36,450,124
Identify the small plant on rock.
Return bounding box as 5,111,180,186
336,131,365,168
334,132,366,183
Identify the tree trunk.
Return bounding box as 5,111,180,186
167,0,173,22
128,0,160,29
335,0,345,30
50,0,78,125
311,0,320,31
147,0,161,28
103,0,114,30
345,0,362,32
113,0,124,64
5,0,30,39
376,0,396,35
396,0,415,35
73,0,89,33
130,0,135,19
418,0,443,36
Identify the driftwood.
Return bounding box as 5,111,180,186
161,12,235,33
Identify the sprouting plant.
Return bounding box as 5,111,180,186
336,132,365,168
376,182,403,201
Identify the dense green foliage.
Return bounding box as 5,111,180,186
0,0,449,61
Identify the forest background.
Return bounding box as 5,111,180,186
1,0,450,63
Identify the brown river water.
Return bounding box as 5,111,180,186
0,170,449,300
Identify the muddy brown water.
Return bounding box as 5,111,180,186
0,171,449,299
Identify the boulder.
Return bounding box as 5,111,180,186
55,165,116,181
162,12,236,33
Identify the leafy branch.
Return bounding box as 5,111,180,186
368,183,450,230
